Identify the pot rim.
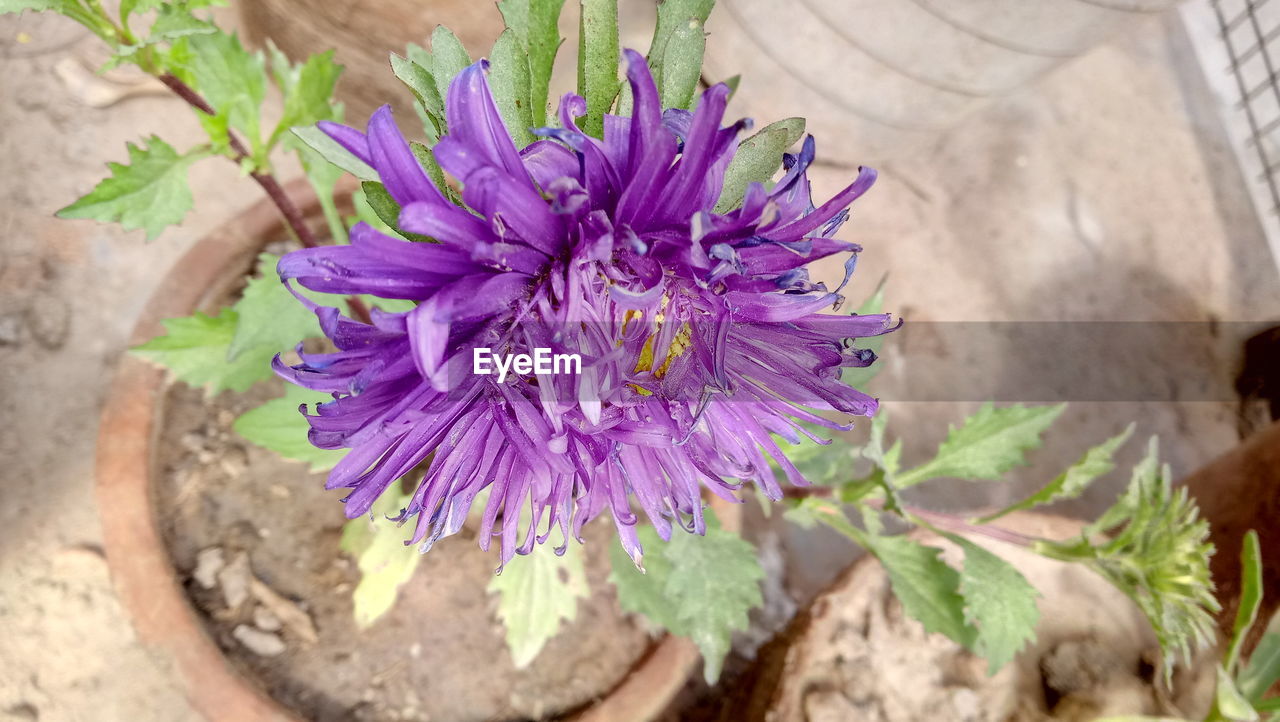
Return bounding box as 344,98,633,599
93,180,728,722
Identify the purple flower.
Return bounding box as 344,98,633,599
276,50,895,566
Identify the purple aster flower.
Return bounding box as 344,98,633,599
275,49,896,566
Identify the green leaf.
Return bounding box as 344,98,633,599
132,308,274,393
664,520,765,682
947,534,1040,674
773,424,859,488
360,181,431,243
57,136,206,241
657,18,705,110
610,513,763,683
1227,530,1265,675
227,254,324,361
895,403,1067,488
429,26,472,117
1239,623,1280,702
290,124,377,181
978,424,1134,523
577,0,620,138
409,141,457,207
271,49,342,148
713,117,805,213
529,0,566,126
149,4,217,42
862,533,975,648
488,29,535,148
608,523,679,626
340,490,421,628
0,0,64,13
182,32,267,153
488,543,589,667
286,119,348,244
783,496,847,532
233,384,344,471
391,51,443,143
648,0,714,82
1217,664,1262,721
841,276,888,390
496,0,565,126
863,410,901,479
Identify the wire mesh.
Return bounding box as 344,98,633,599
1214,0,1280,216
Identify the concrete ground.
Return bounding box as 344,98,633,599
0,3,1277,721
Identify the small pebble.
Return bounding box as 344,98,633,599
217,553,252,609
232,625,286,657
253,606,283,632
193,547,225,590
219,445,248,478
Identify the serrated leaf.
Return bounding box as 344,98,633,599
609,513,763,683
896,403,1067,488
658,18,705,110
773,424,859,487
489,543,589,667
132,308,274,393
577,0,620,138
0,0,64,13
271,49,342,148
57,136,205,240
863,410,901,478
233,384,344,472
947,534,1040,674
488,29,535,148
609,523,679,626
182,32,267,151
227,253,324,360
842,276,888,390
863,533,975,648
340,490,420,628
430,26,471,116
290,124,377,181
149,4,216,42
665,519,764,682
714,117,805,213
978,424,1134,523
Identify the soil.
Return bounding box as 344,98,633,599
152,372,650,722
730,515,1218,722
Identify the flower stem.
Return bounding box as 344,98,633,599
155,73,372,324
899,504,1040,548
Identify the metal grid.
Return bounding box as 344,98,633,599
1182,0,1280,276
1214,0,1280,222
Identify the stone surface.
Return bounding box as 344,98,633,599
0,4,1276,722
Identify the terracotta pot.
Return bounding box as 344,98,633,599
94,181,741,722
1180,420,1280,653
